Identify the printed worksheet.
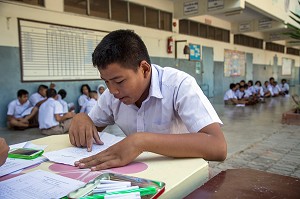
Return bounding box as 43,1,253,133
0,170,85,199
43,132,124,165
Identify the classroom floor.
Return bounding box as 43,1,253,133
1,85,300,178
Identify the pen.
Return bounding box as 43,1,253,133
80,186,157,199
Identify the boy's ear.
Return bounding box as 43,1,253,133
139,61,151,77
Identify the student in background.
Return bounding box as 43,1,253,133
69,30,227,171
29,84,48,107
7,89,38,130
58,89,75,113
80,91,98,114
97,84,106,98
0,137,9,166
272,81,281,97
38,88,75,135
263,81,273,97
279,79,289,95
78,84,91,110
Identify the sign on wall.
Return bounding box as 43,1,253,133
282,58,293,75
184,1,199,15
224,49,246,77
189,44,201,61
19,19,108,82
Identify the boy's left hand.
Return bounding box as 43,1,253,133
74,133,142,170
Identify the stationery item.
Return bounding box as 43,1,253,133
8,148,44,160
68,173,165,199
43,132,124,165
0,170,85,199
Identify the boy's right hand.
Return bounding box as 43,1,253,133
0,137,9,166
69,113,103,151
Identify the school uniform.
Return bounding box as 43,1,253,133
78,94,89,107
38,98,71,135
224,89,237,101
7,99,33,118
29,92,46,107
80,98,97,114
89,64,222,136
57,94,68,114
280,83,289,94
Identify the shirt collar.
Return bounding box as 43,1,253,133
148,64,163,99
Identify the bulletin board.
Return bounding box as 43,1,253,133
189,44,201,61
282,58,292,75
224,49,246,77
18,19,109,82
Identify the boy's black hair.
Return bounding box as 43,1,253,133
58,89,67,99
230,83,236,89
80,84,91,94
47,88,57,98
17,89,28,98
248,80,253,86
38,84,48,92
255,80,262,86
92,29,151,71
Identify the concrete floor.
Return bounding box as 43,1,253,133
1,85,299,178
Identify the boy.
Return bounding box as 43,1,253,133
80,91,98,114
29,84,48,107
69,30,227,171
38,88,75,135
7,89,38,129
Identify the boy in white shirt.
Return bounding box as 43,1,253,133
7,89,38,130
80,91,98,114
68,30,227,171
279,79,289,95
38,88,75,135
29,85,48,107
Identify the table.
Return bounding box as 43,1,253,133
185,168,300,199
2,134,209,199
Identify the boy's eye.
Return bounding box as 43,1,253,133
116,80,124,84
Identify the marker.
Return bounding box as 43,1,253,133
81,186,157,199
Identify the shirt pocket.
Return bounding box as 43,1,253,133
151,122,172,133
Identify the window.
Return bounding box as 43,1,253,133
7,0,44,6
179,20,189,35
199,23,207,38
146,7,159,29
111,0,128,22
64,0,87,15
129,3,144,26
266,42,284,53
234,34,263,49
160,11,172,31
287,47,300,56
190,21,198,36
90,0,109,19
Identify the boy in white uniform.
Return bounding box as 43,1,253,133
29,84,48,107
80,91,98,114
68,30,227,171
7,89,38,130
39,88,75,135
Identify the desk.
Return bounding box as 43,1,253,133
2,134,209,199
185,168,300,199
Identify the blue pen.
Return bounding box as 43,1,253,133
80,186,157,199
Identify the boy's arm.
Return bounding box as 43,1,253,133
75,122,227,171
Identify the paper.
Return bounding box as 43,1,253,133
43,132,124,165
0,156,48,177
0,169,85,199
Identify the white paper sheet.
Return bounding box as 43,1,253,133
0,170,85,199
43,132,124,165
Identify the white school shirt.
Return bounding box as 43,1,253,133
280,83,289,92
223,89,237,100
272,85,281,95
29,92,46,107
38,98,63,129
7,99,33,118
78,94,89,107
80,98,97,114
267,84,274,96
57,94,68,114
89,64,222,136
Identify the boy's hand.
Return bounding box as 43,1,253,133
0,137,9,166
69,113,103,151
74,134,142,170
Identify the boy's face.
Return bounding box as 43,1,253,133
18,94,28,104
39,88,47,97
99,61,151,106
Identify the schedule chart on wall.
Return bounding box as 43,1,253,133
19,19,108,81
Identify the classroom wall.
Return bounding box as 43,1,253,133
0,1,299,127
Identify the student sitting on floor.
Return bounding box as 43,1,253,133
78,84,91,110
38,88,75,135
272,81,281,97
263,81,273,97
279,79,289,95
29,84,48,107
7,89,38,130
80,90,98,114
58,89,75,113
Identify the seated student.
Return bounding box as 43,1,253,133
80,91,98,114
271,81,281,97
254,81,264,97
247,80,256,96
58,89,75,113
68,30,227,171
97,84,106,98
29,84,48,107
78,84,91,110
0,137,9,166
263,81,273,97
279,79,289,95
7,89,38,130
38,88,76,135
